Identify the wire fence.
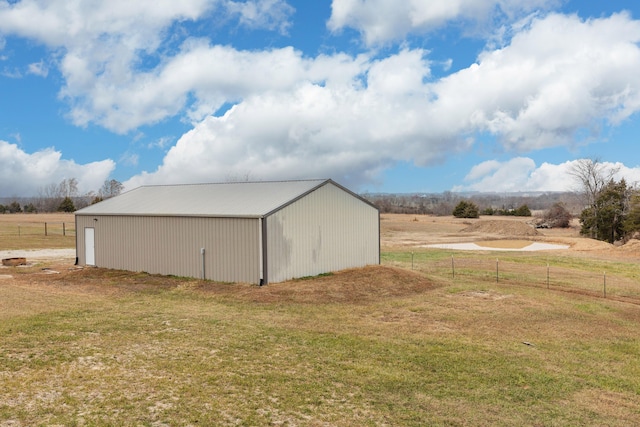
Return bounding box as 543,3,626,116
0,222,76,237
384,252,640,303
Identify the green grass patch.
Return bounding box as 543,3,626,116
382,249,640,300
297,272,335,280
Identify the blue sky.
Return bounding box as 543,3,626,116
2,0,640,197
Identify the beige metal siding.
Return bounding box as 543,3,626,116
266,182,379,283
76,215,261,283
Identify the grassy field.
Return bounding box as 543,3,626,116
0,213,75,250
1,214,640,425
383,249,640,302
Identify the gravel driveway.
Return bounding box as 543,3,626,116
0,248,76,261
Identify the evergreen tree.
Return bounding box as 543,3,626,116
23,203,37,213
8,201,22,213
452,200,479,218
513,204,532,216
579,179,628,243
623,191,640,237
58,197,76,212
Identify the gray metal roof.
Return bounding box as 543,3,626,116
76,179,332,217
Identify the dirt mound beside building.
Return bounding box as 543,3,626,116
228,265,438,305
461,220,541,237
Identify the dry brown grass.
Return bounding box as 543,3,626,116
461,219,541,236
3,213,640,425
0,213,74,224
0,213,76,250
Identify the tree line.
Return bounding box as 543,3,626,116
365,159,640,245
0,178,123,214
364,191,581,217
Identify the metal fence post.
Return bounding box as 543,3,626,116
547,263,550,289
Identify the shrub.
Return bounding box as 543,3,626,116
513,204,532,217
540,202,572,228
7,201,21,213
453,201,479,218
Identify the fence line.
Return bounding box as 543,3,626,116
386,253,640,302
0,222,76,237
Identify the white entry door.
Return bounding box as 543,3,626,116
85,227,95,266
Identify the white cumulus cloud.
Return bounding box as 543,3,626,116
327,0,559,45
3,2,640,193
226,0,295,34
126,13,640,190
0,0,296,131
0,140,115,196
418,12,640,154
454,158,640,192
27,60,48,77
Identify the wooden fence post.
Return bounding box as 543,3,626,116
451,255,455,279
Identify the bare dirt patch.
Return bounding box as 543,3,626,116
615,239,640,256
461,219,541,237
456,290,513,300
380,213,638,258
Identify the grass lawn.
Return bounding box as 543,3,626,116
2,260,640,426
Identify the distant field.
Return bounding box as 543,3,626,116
1,213,640,425
0,213,75,250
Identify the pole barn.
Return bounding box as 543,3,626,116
75,179,379,284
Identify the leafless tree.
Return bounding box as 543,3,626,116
568,158,619,208
99,179,124,199
36,183,61,212
58,178,79,198
225,172,256,183
34,178,81,212
567,158,619,238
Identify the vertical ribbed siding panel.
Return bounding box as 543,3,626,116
266,183,379,283
76,215,261,283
